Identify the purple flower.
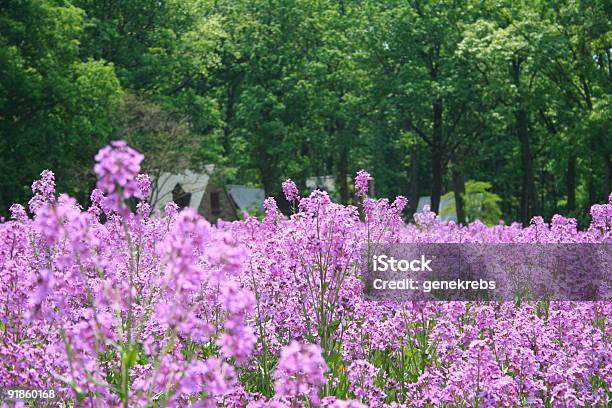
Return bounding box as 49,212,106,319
135,174,151,200
179,358,237,397
392,195,408,213
354,170,371,197
29,268,54,310
164,201,179,217
263,197,278,222
321,398,367,408
90,188,104,206
2,140,612,407
9,204,27,222
136,201,150,217
273,341,328,405
282,179,299,202
31,169,56,196
217,325,256,363
346,360,384,404
93,140,144,213
28,170,56,213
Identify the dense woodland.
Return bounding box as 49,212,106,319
1,0,610,224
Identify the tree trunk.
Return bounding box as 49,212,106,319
261,157,275,198
431,99,444,214
566,154,576,212
511,59,537,224
222,77,240,156
338,137,349,204
517,108,536,224
452,169,466,224
606,154,612,198
258,135,275,197
587,172,597,207
408,145,419,215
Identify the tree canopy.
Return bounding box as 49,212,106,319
1,0,610,224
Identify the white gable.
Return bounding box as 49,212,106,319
151,165,215,210
306,175,336,192
227,185,265,213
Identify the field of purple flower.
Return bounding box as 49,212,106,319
1,141,610,407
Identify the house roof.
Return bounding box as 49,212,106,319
227,184,265,214
306,175,336,192
151,165,215,210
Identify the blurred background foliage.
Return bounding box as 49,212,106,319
1,0,610,225
441,180,503,225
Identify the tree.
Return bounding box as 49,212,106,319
440,180,502,225
0,0,122,212
459,3,546,224
536,0,611,212
362,0,481,212
76,0,226,168
215,0,369,197
112,93,213,205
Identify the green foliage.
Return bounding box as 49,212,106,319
441,180,503,225
0,0,610,223
0,0,122,209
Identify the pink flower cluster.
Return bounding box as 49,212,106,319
355,169,371,197
282,179,299,202
93,140,147,215
0,141,610,407
273,341,328,404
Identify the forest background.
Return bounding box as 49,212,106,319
1,0,610,225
